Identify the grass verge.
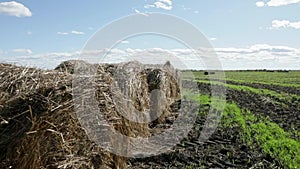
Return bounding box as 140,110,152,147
197,80,300,103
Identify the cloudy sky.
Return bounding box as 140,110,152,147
0,0,299,70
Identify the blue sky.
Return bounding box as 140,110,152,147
0,0,299,69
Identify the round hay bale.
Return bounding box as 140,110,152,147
0,63,130,169
0,60,181,168
55,60,88,74
145,65,181,125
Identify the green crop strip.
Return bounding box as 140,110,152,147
196,80,300,103
198,95,300,168
196,77,300,88
182,71,300,87
215,100,300,168
225,78,300,88
224,71,300,85
186,71,300,85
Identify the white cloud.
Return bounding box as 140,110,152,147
0,1,32,17
272,20,290,28
249,44,295,52
289,21,300,29
115,40,130,44
58,30,85,35
144,4,155,9
27,31,32,35
256,1,265,7
256,0,300,7
121,41,130,44
158,0,172,6
216,44,297,54
57,30,86,35
272,20,300,29
215,47,252,53
134,9,149,16
154,1,172,10
144,0,173,10
3,44,300,70
209,37,217,41
57,32,69,35
267,0,300,6
71,30,85,35
215,44,300,69
12,48,33,54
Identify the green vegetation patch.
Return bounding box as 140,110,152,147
198,95,300,168
222,103,300,168
226,78,300,88
224,71,300,86
197,79,300,103
182,70,300,87
251,122,300,168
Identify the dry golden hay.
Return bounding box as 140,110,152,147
144,62,181,124
55,60,88,74
0,60,181,169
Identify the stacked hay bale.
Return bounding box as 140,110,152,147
145,61,181,125
0,60,181,169
0,63,122,169
54,60,88,74
109,61,151,135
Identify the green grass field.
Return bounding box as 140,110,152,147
187,70,300,168
184,70,300,87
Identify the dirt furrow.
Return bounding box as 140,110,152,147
197,82,300,138
213,79,300,96
130,96,282,168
